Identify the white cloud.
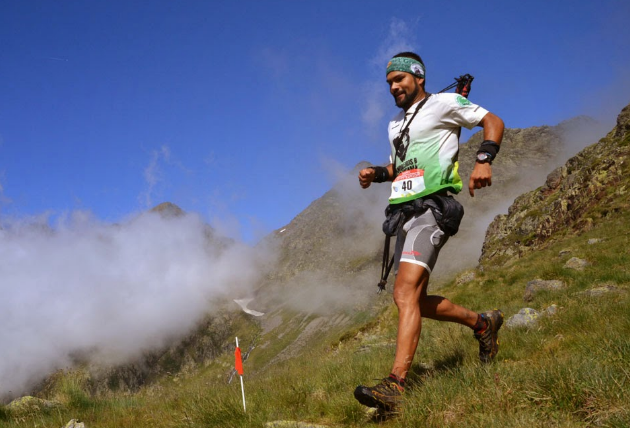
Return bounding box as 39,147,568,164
361,18,420,138
371,18,418,68
140,145,168,208
0,210,273,398
138,144,192,209
361,81,388,138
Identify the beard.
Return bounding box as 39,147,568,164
394,84,420,110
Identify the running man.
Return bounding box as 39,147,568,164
355,52,505,412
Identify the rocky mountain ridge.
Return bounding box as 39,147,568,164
480,103,630,266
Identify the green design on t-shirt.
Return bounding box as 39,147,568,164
390,138,463,204
456,95,471,107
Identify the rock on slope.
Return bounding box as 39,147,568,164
480,103,630,265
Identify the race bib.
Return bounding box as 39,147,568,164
390,169,425,201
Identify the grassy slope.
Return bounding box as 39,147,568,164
2,207,629,428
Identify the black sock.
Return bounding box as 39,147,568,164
473,314,487,333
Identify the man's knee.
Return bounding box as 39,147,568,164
393,284,416,308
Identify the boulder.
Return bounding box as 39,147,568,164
564,257,590,270
506,304,559,329
265,422,329,428
545,304,559,316
505,308,540,328
456,271,476,285
576,283,626,297
6,396,61,414
523,279,566,302
63,420,86,428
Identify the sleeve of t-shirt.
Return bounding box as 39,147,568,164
439,93,489,130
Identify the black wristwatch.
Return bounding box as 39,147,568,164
476,152,493,164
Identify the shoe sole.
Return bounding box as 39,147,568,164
353,385,397,411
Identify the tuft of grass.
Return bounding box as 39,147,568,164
0,405,9,421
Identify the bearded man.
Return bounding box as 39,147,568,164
355,52,505,412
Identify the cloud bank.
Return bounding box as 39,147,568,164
0,209,271,398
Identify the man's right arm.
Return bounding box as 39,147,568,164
358,164,394,189
468,112,505,197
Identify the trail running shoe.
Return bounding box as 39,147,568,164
474,309,504,363
354,377,403,411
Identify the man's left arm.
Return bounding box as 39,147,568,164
469,112,504,197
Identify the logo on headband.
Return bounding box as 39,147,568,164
410,63,424,76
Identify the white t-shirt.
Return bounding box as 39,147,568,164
388,93,488,204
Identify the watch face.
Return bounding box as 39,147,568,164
477,153,490,162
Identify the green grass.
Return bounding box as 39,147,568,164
4,210,630,427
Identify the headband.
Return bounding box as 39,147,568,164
386,57,425,78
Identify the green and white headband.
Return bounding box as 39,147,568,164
386,57,425,78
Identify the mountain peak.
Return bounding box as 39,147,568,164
150,202,185,218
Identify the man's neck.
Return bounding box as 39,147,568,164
404,90,428,112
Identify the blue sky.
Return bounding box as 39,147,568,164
1,0,629,242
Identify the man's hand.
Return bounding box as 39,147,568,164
469,162,492,196
358,168,376,189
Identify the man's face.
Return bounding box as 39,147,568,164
386,71,425,110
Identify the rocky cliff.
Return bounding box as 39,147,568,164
480,103,630,266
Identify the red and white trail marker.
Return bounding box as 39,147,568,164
235,337,246,412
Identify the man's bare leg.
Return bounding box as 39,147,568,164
354,252,502,411
390,262,479,379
